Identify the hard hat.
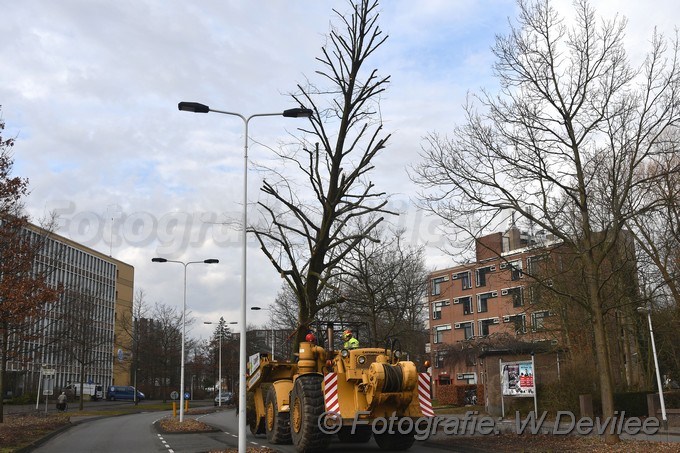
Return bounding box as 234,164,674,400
342,330,352,340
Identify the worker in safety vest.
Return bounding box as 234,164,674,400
342,330,359,349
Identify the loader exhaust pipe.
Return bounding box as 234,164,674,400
327,323,334,352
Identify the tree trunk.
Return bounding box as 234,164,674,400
589,282,619,444
0,326,7,423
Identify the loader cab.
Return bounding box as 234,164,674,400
338,347,389,379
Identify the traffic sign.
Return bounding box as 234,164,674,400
170,391,179,400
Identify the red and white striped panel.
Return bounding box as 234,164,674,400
418,373,435,417
324,372,340,416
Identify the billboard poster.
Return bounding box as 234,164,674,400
501,360,535,397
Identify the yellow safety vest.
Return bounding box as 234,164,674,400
344,337,359,349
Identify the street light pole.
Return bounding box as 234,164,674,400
251,306,274,360
637,305,667,430
204,320,237,406
178,101,311,453
152,257,219,422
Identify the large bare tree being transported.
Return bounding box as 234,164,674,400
252,0,394,348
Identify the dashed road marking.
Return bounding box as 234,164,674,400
157,433,174,452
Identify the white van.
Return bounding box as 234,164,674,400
63,383,103,400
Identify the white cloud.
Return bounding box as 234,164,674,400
2,0,678,341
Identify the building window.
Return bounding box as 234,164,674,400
527,255,547,275
506,287,524,307
455,321,474,340
476,265,495,287
505,314,526,334
477,291,496,313
431,276,447,296
435,351,446,368
432,300,449,320
433,324,451,344
459,296,473,315
453,271,472,290
478,318,497,337
532,311,550,331
511,261,523,281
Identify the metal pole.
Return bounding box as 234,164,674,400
218,330,222,406
646,310,667,429
178,104,310,453
153,258,218,422
180,263,187,422
232,112,284,453
36,368,42,410
238,116,249,453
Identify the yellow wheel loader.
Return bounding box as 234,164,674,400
246,323,433,452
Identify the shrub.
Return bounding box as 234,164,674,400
613,391,648,417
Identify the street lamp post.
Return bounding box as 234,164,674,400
251,306,275,360
637,305,667,430
178,101,311,453
151,257,219,422
204,320,237,406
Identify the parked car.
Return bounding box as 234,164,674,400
106,385,145,401
214,391,233,406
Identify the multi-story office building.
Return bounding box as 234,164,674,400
4,223,134,397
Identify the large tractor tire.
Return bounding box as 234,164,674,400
247,391,265,435
265,385,292,444
337,426,372,443
374,431,416,451
290,374,331,452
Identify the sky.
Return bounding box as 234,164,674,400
2,0,679,341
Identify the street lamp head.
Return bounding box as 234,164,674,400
151,257,167,263
283,107,313,118
204,259,219,264
178,101,210,113
251,307,262,311
637,306,650,314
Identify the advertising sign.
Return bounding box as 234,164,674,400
501,360,535,397
249,352,260,375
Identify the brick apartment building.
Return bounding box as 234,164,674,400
427,227,557,389
427,225,644,412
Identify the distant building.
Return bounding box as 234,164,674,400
4,223,134,397
427,226,643,411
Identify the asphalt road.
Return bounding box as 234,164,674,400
17,401,680,453
23,404,480,453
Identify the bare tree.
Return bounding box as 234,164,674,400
205,318,237,391
251,0,395,347
137,303,182,402
0,109,61,421
412,0,680,443
60,287,112,410
115,289,149,404
338,227,428,352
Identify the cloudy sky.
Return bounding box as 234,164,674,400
2,0,678,340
